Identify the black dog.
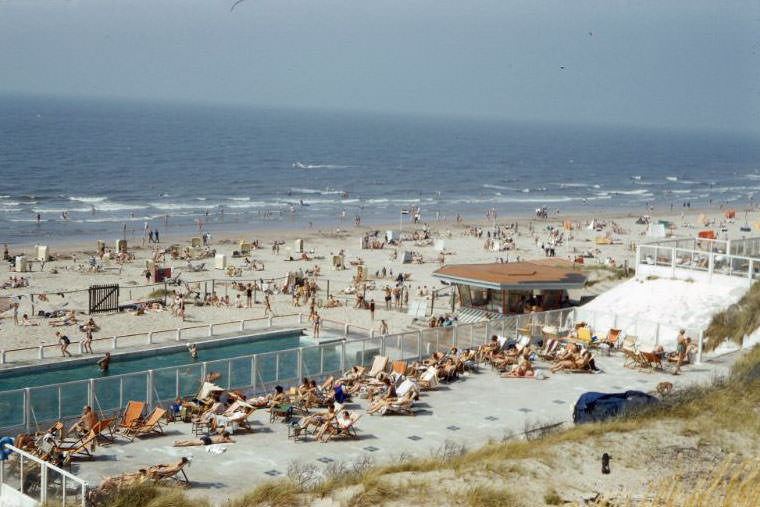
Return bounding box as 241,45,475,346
601,452,611,474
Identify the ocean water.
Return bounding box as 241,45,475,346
1,96,760,245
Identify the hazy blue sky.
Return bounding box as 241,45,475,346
1,0,758,132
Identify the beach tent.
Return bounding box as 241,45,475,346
573,391,657,424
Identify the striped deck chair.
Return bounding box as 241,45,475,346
368,355,388,377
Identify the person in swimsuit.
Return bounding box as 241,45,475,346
173,433,234,447
97,352,111,372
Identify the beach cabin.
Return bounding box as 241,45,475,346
433,260,587,316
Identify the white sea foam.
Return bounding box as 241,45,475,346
69,196,107,203
96,202,144,211
666,176,678,182
33,207,90,213
229,197,250,201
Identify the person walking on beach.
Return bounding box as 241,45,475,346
379,320,389,335
313,313,320,340
12,302,19,325
56,331,72,357
82,326,94,354
264,293,272,316
673,329,687,375
154,229,160,243
246,283,253,308
369,299,375,321
148,229,154,243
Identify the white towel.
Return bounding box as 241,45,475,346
205,445,227,455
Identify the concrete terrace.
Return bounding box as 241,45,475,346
66,351,737,505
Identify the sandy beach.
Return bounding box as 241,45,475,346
1,205,752,354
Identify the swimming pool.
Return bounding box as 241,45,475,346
0,329,346,430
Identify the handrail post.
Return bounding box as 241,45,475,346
297,348,303,380
417,330,423,361
697,329,703,364
147,332,153,345
38,345,44,360
340,341,346,373
201,362,207,386
239,320,245,332
112,336,118,350
24,388,31,433
176,328,182,341
208,324,213,337
40,459,48,505
298,313,303,324
320,346,325,375
268,316,273,328
78,341,83,354
251,355,258,393
0,350,5,365
452,324,458,349
344,323,349,337
146,370,153,408
654,322,660,346
88,378,95,407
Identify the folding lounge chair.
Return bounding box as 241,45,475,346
59,431,97,465
90,418,117,444
118,401,145,431
124,407,166,441
604,329,622,349
380,396,415,416
537,339,559,361
621,335,638,351
368,355,389,377
622,348,642,369
149,461,190,486
391,360,408,376
638,351,664,373
417,367,439,390
326,414,361,441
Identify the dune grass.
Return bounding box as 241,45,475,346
704,280,760,350
97,345,760,506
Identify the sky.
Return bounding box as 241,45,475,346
1,0,759,133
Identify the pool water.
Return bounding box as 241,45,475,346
0,332,343,429
0,333,303,391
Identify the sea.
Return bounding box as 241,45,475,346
2,95,760,245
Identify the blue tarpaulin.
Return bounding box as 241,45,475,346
573,391,658,424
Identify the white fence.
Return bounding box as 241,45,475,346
0,443,87,507
636,237,760,286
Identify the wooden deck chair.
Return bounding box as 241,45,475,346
319,376,335,391
639,351,663,373
604,329,622,349
577,327,592,344
368,355,388,377
380,395,415,416
326,414,361,440
90,418,116,444
149,460,190,486
59,431,97,464
124,407,166,441
621,335,638,351
118,401,145,431
622,348,642,369
538,339,559,360
391,360,408,376
418,367,439,390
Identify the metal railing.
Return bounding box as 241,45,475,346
0,305,712,435
0,443,87,507
0,313,308,365
636,240,760,285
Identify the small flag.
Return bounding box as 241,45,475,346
401,208,410,215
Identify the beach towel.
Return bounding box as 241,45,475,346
205,445,227,455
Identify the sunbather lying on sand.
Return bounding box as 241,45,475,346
173,433,234,447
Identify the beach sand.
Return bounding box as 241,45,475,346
0,207,752,354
